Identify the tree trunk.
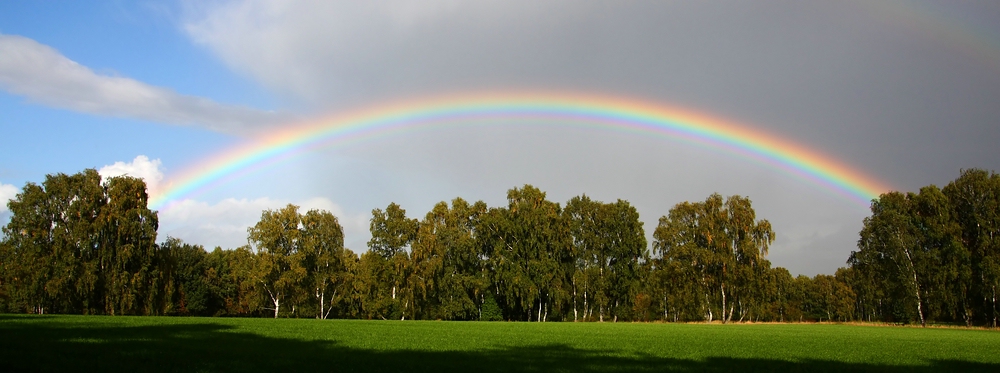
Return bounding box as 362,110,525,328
323,289,337,320
705,292,713,322
538,297,543,322
992,285,997,328
721,282,728,324
573,281,578,322
614,300,619,323
663,295,668,321
319,289,324,319
897,233,925,327
263,285,281,319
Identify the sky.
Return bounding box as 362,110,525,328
1,1,999,276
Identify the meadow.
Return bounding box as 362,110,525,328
2,315,999,372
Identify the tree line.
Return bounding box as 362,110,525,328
1,168,997,326
850,169,1000,327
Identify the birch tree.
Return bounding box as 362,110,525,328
247,204,303,318
299,209,345,319
944,168,1000,326
855,192,929,326
566,196,646,322
367,203,418,319
653,194,773,323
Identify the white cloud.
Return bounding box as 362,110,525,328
158,196,370,251
99,155,165,196
0,33,289,134
0,182,18,214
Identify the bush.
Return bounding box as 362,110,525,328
480,294,503,321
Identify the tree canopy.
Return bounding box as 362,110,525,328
2,168,999,327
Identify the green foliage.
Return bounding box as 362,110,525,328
245,204,349,319
651,193,775,323
0,170,161,315
848,169,1000,327
478,185,572,321
565,195,647,322
364,203,418,320
410,198,487,320
480,293,503,321
7,166,1000,328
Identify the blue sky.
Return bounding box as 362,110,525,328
2,1,999,276
1,2,242,178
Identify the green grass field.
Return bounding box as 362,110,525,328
2,315,999,372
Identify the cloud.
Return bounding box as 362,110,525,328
0,182,18,214
99,155,165,195
0,33,289,135
182,0,581,107
0,182,18,225
157,196,370,251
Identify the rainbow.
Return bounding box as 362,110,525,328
149,92,891,210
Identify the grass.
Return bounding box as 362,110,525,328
2,315,999,372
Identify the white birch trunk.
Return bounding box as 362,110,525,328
573,282,578,322
705,292,713,322
537,298,543,322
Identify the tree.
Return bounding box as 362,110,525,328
770,267,797,322
366,203,418,320
160,237,215,316
202,246,242,316
332,249,362,319
247,204,304,318
227,246,264,316
409,198,488,320
478,185,571,321
299,209,346,319
1,181,61,314
1,170,107,314
100,175,160,315
0,170,161,315
653,194,774,323
854,192,931,326
565,195,646,322
910,185,966,324
943,169,1000,326
355,250,389,319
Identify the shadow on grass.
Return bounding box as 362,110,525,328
0,316,995,373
